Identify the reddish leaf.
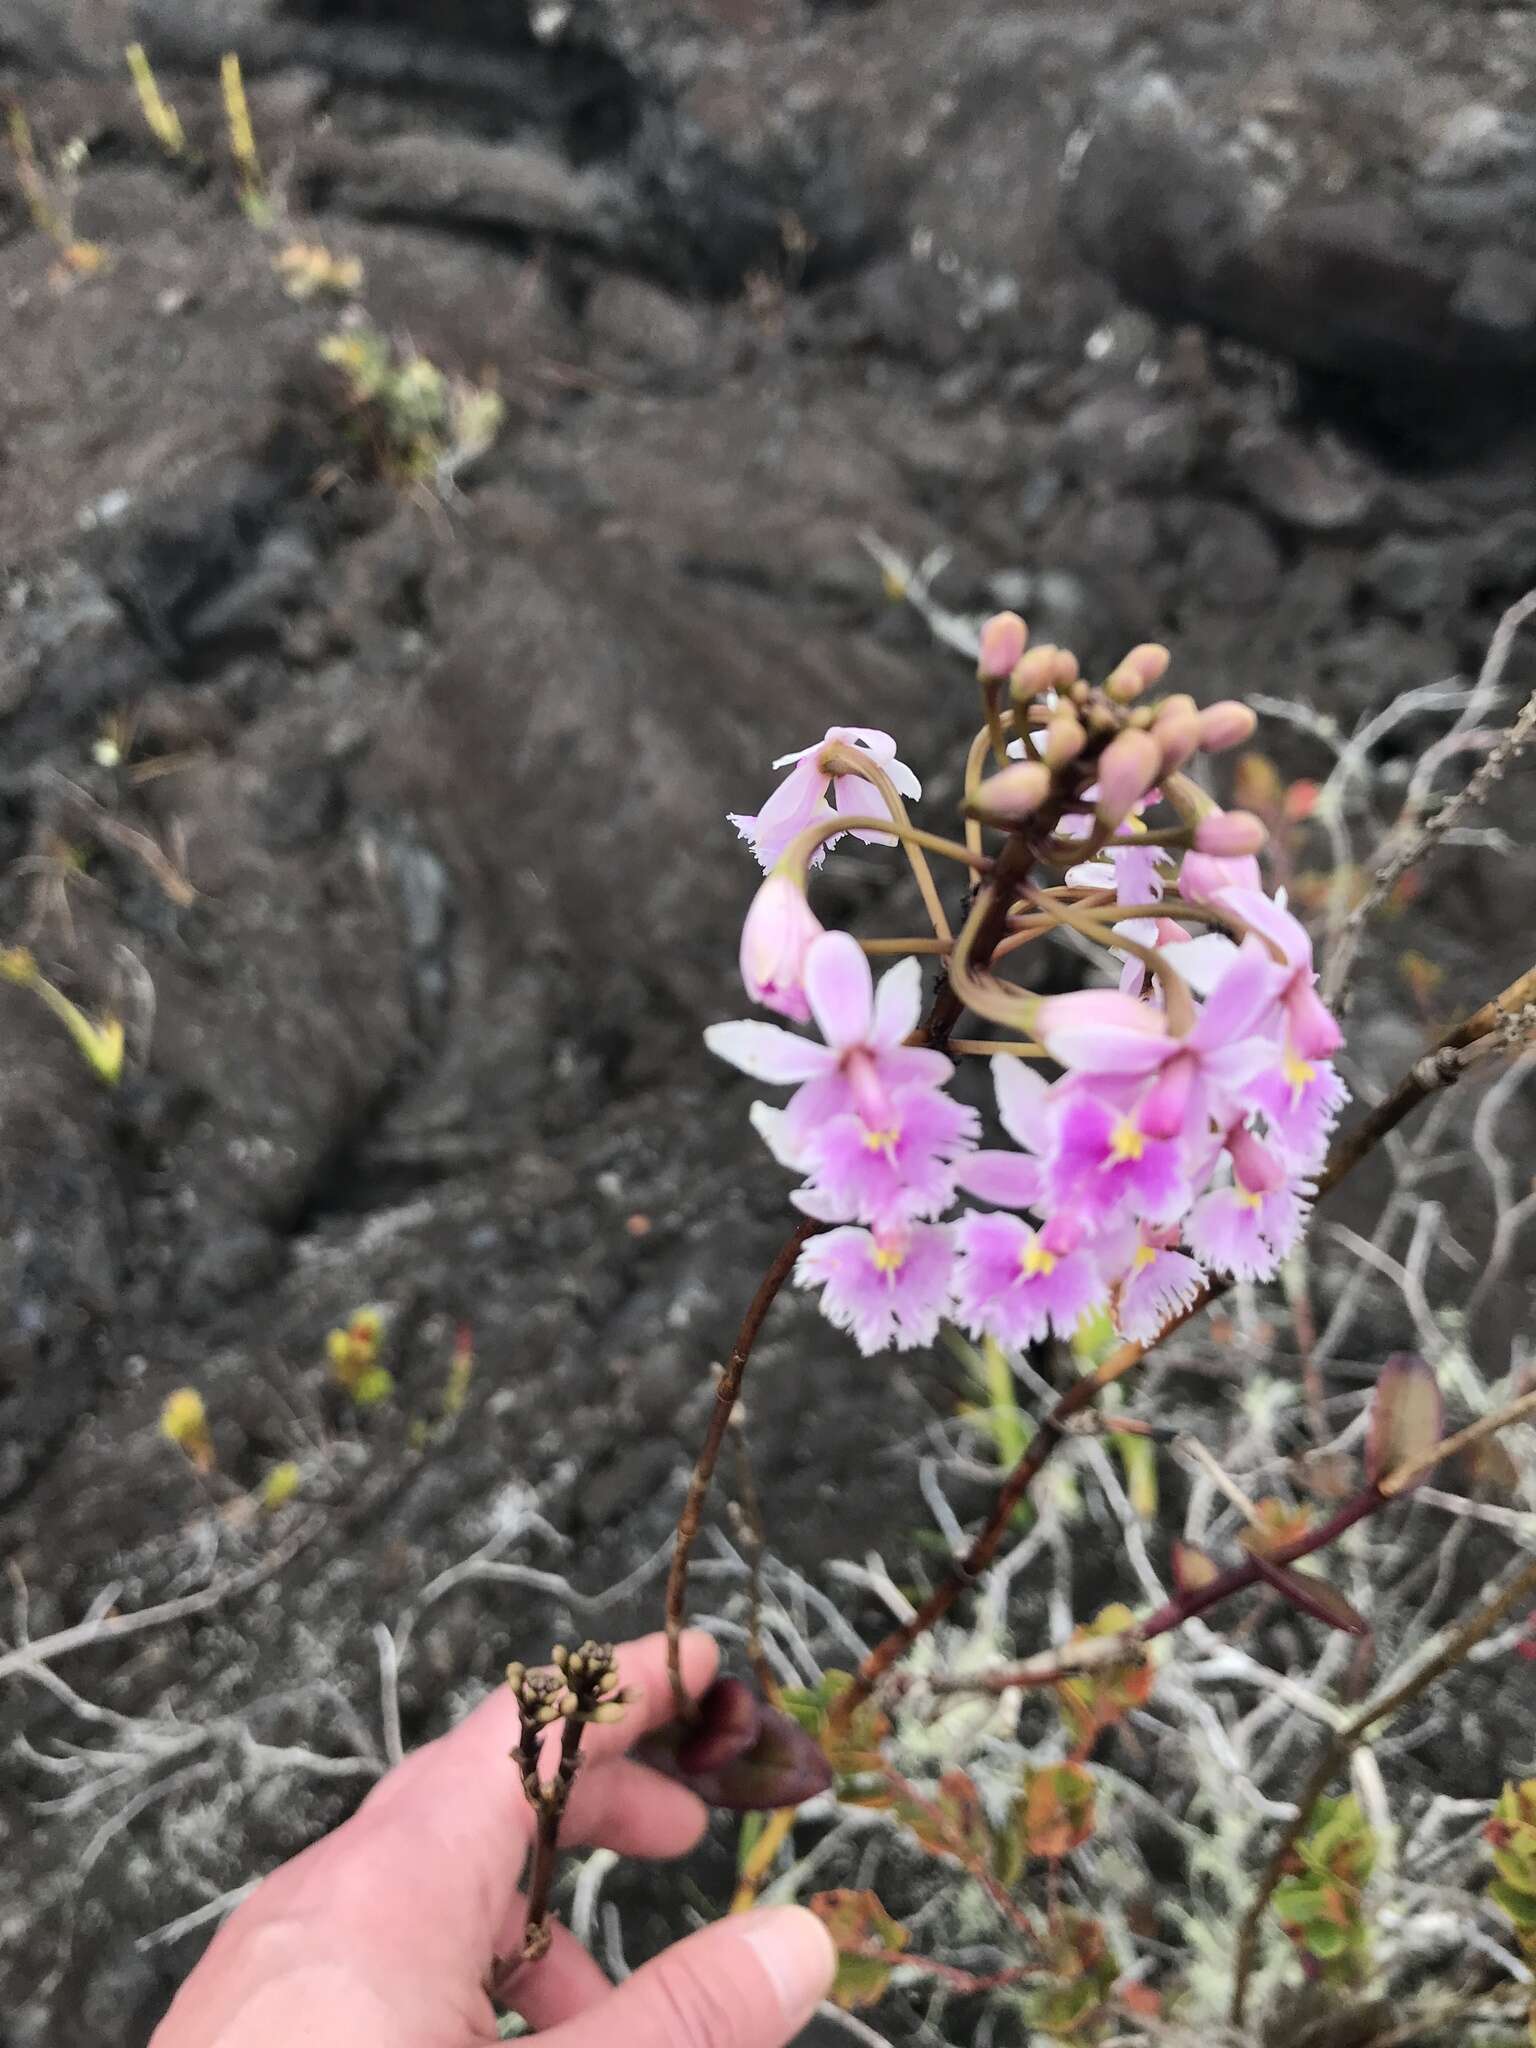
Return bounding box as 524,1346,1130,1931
895,1769,992,1866
1238,1497,1312,1555
1171,1540,1220,1593
1019,1763,1097,1859
1367,1353,1443,1491
637,1682,833,1811
1250,1554,1370,1636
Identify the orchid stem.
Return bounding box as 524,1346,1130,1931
948,1038,1050,1057
820,747,957,942
857,935,951,956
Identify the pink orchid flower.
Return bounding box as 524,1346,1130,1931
1179,847,1264,905
1045,1079,1191,1228
791,1081,978,1229
729,727,922,871
1114,1226,1207,1345
1217,888,1341,1060
1036,940,1279,1143
1183,1176,1309,1283
1214,886,1347,1166
794,1221,955,1355
952,1209,1106,1347
707,935,972,1222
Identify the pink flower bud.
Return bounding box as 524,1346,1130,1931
1228,1123,1286,1194
978,611,1028,680
1194,809,1268,857
1197,700,1258,752
1179,848,1263,904
1009,645,1059,705
1124,642,1171,688
1153,705,1201,776
739,869,823,1022
1044,714,1087,767
966,760,1052,824
1094,728,1161,828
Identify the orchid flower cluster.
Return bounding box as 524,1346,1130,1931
706,616,1347,1357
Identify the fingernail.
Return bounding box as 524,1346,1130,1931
737,1906,837,2025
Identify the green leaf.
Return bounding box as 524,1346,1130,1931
1304,1921,1348,1961
809,1890,909,2011
1274,1881,1333,1926
1492,1879,1536,1931
735,1811,765,1876
894,1769,993,1866
777,1671,889,1800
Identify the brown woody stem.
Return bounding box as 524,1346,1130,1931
665,1219,820,1714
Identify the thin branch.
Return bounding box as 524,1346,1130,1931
1228,1551,1536,2027
1323,589,1536,1004
665,1221,818,1713
0,1525,317,1687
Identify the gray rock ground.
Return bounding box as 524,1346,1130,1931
1,4,1534,2041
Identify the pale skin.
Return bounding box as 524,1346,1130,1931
150,1631,836,2048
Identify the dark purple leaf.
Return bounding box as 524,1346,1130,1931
1250,1553,1370,1636
1367,1353,1443,1491
637,1683,833,1811
675,1677,761,1774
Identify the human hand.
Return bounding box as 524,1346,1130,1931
150,1630,835,2048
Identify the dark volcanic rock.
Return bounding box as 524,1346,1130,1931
1,3,1535,2043
1065,67,1536,459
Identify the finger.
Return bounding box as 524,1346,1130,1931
541,1908,835,2048
345,1631,719,1977
501,1921,612,2032
562,1755,709,1857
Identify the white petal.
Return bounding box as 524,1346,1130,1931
886,757,923,801
1162,931,1238,996
804,932,874,1049
749,1100,812,1168
992,1055,1052,1154
871,954,923,1047
703,1020,831,1083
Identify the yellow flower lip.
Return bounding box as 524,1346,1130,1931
872,1241,906,1273
860,1126,900,1153
1021,1242,1057,1278
1108,1118,1145,1163
1283,1050,1316,1097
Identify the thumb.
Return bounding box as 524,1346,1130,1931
549,1907,836,2048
